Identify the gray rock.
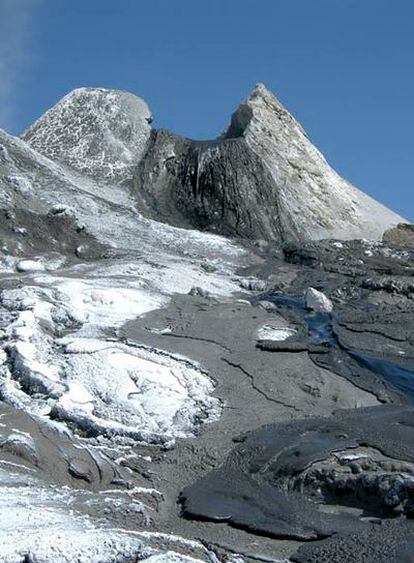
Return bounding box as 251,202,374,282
383,223,414,249
188,286,210,298
181,405,414,544
133,129,286,242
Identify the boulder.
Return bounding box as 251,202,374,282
383,223,414,249
305,287,333,313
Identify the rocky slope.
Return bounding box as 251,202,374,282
0,85,412,562
20,84,404,244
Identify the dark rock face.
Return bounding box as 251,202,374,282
133,130,288,242
130,83,406,244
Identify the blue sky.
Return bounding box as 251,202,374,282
1,0,413,220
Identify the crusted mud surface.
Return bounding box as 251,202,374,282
4,231,414,561
118,240,414,563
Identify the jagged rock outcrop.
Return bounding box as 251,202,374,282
20,84,405,244
132,84,404,242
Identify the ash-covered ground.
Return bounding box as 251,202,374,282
0,85,413,562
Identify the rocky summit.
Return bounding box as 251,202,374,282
0,84,412,563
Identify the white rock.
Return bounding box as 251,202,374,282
305,287,333,313
256,324,296,342
47,204,74,216
239,278,267,291
337,453,369,462
16,260,45,273
55,338,221,443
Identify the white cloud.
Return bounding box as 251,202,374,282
0,0,41,132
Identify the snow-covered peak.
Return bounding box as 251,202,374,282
22,87,153,183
